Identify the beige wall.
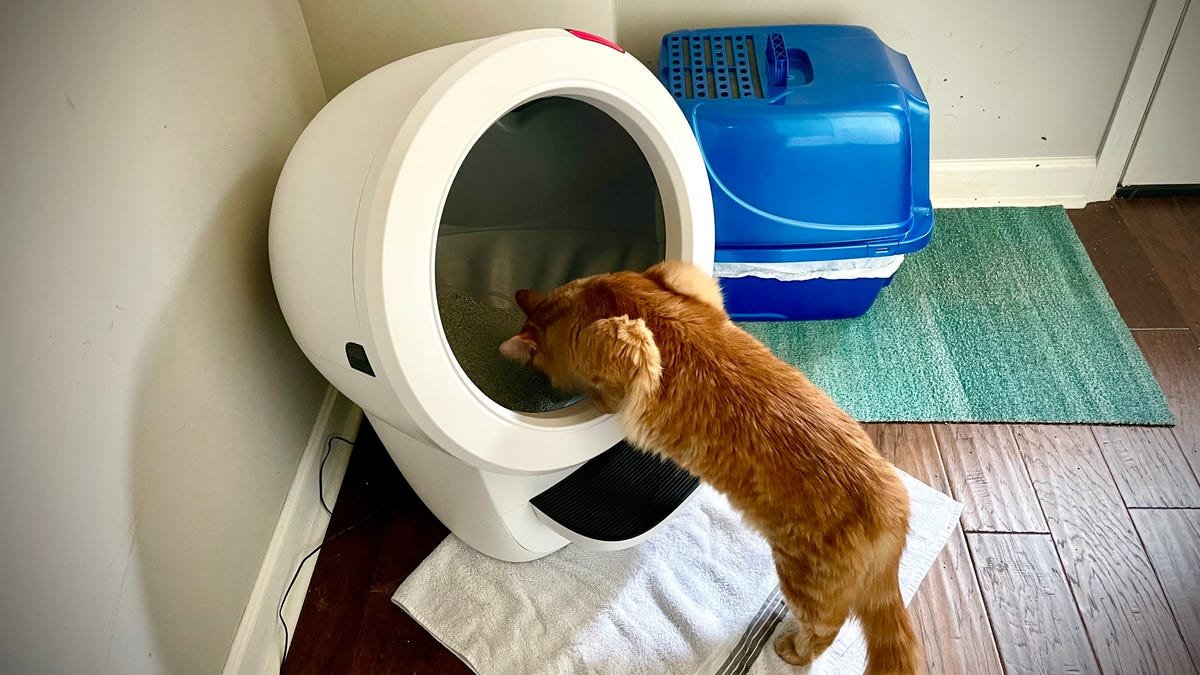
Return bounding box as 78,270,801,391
301,0,1154,161
0,1,328,672
300,0,617,97
618,0,1152,161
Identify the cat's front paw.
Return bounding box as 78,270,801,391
774,631,811,667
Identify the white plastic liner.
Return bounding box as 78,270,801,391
713,254,904,282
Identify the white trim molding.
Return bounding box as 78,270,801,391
930,156,1096,209
1088,0,1191,202
222,387,363,675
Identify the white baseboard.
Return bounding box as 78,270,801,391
930,156,1097,209
222,386,363,675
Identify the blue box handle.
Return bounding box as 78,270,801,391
766,33,789,86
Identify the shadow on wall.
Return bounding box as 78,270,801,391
129,163,325,672
299,0,616,97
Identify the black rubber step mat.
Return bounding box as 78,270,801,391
530,440,700,543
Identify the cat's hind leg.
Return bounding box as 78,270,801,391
772,551,850,667
773,604,848,667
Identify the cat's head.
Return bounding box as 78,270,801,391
499,261,724,413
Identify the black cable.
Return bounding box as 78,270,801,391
320,435,356,515
276,433,362,672
278,505,383,672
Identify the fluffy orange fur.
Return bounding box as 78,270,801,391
500,261,921,674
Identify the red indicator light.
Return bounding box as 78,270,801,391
565,29,625,53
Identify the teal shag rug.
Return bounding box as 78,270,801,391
741,207,1173,424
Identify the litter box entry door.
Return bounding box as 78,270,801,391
435,96,666,414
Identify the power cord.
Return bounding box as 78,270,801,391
278,506,382,672
278,434,374,673
320,436,355,515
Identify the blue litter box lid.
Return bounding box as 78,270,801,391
659,25,933,263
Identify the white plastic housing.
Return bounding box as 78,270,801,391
270,29,713,560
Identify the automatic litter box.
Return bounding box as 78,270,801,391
270,29,715,562
659,25,934,320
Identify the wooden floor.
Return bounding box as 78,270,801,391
286,197,1200,674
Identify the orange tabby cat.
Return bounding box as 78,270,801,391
500,261,921,674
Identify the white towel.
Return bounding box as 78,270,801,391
392,470,962,675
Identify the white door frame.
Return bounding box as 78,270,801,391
1088,0,1192,202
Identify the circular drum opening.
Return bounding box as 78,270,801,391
435,96,665,414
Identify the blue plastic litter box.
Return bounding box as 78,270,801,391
658,25,933,321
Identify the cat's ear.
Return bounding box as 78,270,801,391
515,289,546,317
576,316,662,412
499,331,537,364
644,261,725,313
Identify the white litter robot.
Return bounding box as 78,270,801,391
269,29,715,562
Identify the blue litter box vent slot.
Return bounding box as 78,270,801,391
664,32,762,100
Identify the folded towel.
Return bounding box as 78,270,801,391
393,470,962,674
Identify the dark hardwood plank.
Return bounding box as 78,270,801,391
908,531,1006,675
1068,201,1185,329
869,424,1005,675
1130,509,1200,671
1013,425,1196,674
933,424,1048,533
347,471,467,674
1136,330,1200,481
868,423,949,489
1174,197,1200,235
967,532,1099,675
1091,425,1200,507
285,422,465,674
1174,196,1200,218
1119,197,1200,331
906,534,1006,675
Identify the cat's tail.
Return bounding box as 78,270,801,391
858,581,923,675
